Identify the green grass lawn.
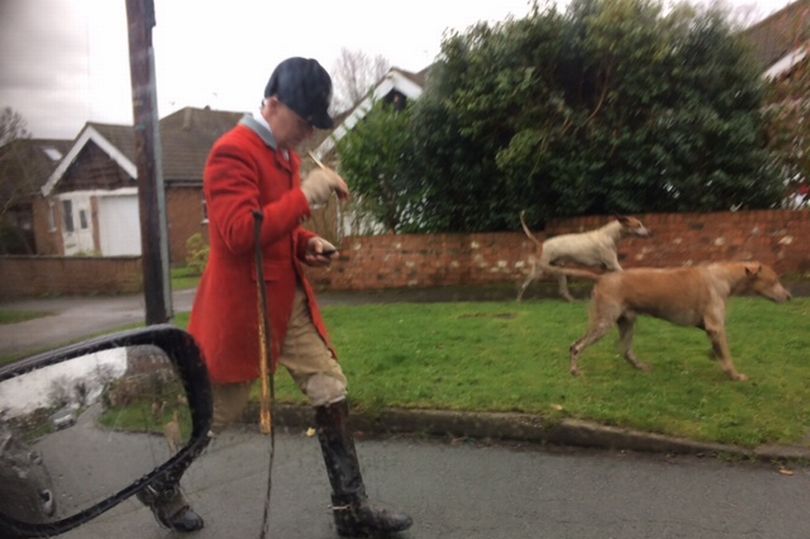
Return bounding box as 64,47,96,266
174,297,810,448
0,310,52,324
171,266,201,291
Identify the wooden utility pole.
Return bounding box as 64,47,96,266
126,0,173,324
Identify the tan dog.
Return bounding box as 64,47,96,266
518,212,650,302
569,262,792,381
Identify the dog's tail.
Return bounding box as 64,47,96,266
519,210,544,249
520,211,601,281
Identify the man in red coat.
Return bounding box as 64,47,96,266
140,58,412,536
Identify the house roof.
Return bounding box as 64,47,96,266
160,107,245,180
741,0,809,78
398,65,430,87
311,66,431,162
0,138,72,201
89,123,136,161
42,106,246,196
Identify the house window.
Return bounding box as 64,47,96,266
48,202,57,231
62,200,74,232
79,209,88,229
201,198,208,224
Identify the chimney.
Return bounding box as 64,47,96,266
182,107,193,130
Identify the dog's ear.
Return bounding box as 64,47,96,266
614,214,629,223
744,263,763,278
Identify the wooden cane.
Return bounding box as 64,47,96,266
307,150,326,170
253,211,273,435
254,210,276,538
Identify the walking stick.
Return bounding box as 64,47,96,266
253,210,274,434
253,211,276,539
307,150,326,170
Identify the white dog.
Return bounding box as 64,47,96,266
518,212,650,301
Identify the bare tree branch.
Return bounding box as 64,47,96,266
0,108,38,253
0,107,30,147
330,48,390,113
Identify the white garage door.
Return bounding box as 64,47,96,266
97,194,142,256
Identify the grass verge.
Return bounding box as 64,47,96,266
171,266,201,291
0,310,52,325
176,297,810,448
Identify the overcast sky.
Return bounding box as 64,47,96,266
0,0,798,140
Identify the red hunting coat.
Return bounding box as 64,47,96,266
188,116,336,384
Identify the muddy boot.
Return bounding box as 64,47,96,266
315,399,412,537
137,480,204,532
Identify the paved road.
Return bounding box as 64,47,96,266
0,289,195,359
61,428,810,539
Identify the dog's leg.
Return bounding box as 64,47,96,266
517,258,540,302
605,253,623,272
557,274,575,302
569,321,613,376
617,313,649,372
708,336,723,361
704,323,748,381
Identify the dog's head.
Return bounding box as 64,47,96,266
744,263,792,303
615,215,650,237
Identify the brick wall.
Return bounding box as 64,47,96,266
305,210,810,290
548,210,810,273
32,197,62,255
166,186,208,265
4,210,808,299
0,256,142,300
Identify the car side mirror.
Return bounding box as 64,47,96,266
0,325,212,539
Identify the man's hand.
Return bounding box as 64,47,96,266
301,168,349,207
304,237,338,267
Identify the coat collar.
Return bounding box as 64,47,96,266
239,114,297,172
239,114,278,150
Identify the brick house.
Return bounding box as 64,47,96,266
34,106,244,263
742,0,810,207
742,0,809,80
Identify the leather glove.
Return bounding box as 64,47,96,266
301,169,349,207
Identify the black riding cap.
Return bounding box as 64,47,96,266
264,57,334,130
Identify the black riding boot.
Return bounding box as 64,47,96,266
315,400,413,537
136,478,204,532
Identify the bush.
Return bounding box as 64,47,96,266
339,0,784,233
184,233,209,275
